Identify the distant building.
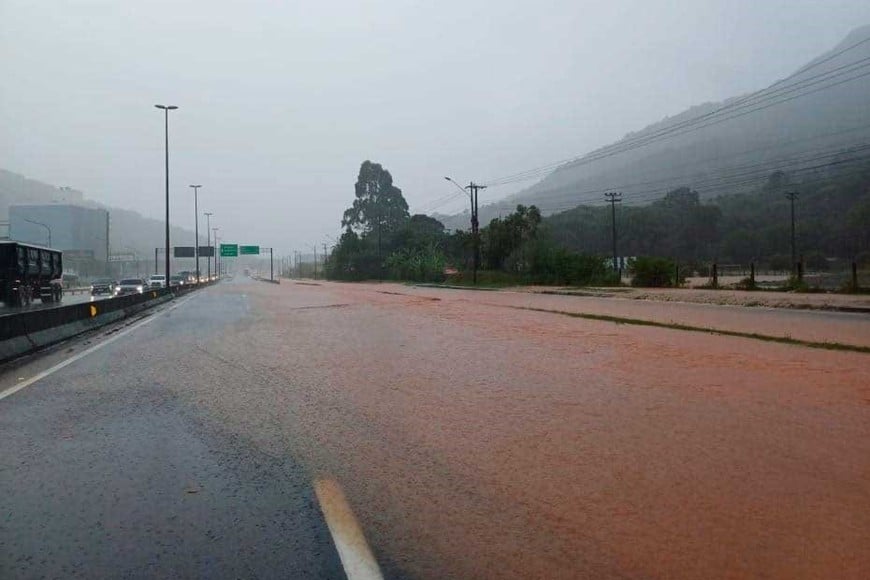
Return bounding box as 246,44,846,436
9,204,110,264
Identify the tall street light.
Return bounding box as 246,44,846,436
155,104,178,284
190,184,202,280
212,227,220,277
204,212,213,279
23,218,51,247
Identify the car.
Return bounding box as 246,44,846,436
115,278,146,296
148,274,166,288
90,278,117,296
169,275,183,287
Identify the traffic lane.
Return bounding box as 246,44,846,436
340,281,870,348
186,281,870,578
0,288,346,579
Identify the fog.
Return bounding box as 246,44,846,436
2,0,869,252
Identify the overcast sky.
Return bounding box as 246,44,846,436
2,0,870,252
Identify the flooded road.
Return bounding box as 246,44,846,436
4,279,867,578
191,280,869,578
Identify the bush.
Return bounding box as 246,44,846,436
384,246,447,283
629,256,682,287
527,241,614,286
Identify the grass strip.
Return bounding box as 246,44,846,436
511,306,870,354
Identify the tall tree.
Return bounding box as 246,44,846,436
342,161,410,236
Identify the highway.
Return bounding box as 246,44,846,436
2,278,869,578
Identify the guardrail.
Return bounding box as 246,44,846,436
1,282,212,363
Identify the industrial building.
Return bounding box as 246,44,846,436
9,204,110,276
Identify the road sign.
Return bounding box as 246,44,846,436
108,253,136,262
240,245,260,255
220,243,238,257
174,246,196,258
176,246,217,258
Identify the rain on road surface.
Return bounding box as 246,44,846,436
2,278,868,579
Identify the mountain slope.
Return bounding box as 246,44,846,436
0,169,201,257
438,25,870,229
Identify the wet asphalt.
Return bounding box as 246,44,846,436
2,277,868,578
0,285,347,579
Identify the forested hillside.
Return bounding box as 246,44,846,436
437,25,870,234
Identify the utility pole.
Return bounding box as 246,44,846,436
444,177,484,284
785,191,799,274
605,192,622,278
313,245,318,280
270,247,274,281
467,182,485,284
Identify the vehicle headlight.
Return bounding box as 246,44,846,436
136,285,143,292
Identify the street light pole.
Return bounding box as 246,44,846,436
23,218,51,247
190,185,201,281
204,212,213,279
212,227,219,278
155,104,178,285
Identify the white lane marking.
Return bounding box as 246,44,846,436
0,295,196,402
315,478,384,580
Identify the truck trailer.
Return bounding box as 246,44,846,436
0,241,64,307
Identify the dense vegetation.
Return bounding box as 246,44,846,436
327,159,869,286
327,161,614,284
546,161,870,272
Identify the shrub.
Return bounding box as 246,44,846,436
629,256,682,287
384,246,447,283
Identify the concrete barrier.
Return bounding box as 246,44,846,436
0,282,210,364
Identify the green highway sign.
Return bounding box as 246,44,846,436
220,243,238,257
240,245,260,255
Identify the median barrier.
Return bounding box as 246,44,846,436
0,282,212,364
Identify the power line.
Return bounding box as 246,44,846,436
480,141,870,213
482,42,870,187
486,66,870,188
421,122,870,215
528,150,870,214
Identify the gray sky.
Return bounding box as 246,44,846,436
2,0,870,252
